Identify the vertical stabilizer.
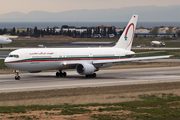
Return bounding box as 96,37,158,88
114,15,138,50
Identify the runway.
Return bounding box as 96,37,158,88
0,51,10,59
0,66,180,93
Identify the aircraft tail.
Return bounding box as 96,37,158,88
114,15,138,50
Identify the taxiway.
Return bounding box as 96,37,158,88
0,66,180,93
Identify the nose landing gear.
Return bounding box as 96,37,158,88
13,70,21,80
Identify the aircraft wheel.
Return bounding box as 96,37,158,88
15,76,20,80
56,72,67,77
56,72,60,77
62,72,67,77
59,72,63,77
86,75,89,78
92,73,96,78
86,73,96,78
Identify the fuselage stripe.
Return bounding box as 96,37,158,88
5,56,133,64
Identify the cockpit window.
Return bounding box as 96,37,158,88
8,55,13,57
6,38,10,40
8,55,19,58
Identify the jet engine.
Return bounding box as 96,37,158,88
76,63,96,75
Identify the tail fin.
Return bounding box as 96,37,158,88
114,15,138,50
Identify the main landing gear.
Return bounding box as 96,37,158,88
13,70,21,80
56,70,67,77
85,73,97,78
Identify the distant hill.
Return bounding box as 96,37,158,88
0,5,179,22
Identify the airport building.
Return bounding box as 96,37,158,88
135,26,151,34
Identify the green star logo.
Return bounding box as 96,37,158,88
124,36,128,41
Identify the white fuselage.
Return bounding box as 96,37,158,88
5,47,134,71
0,36,12,44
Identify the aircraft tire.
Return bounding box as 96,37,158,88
56,72,60,77
15,76,20,80
92,73,96,78
62,72,67,77
86,73,96,78
56,72,67,77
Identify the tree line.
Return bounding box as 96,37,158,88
0,25,120,38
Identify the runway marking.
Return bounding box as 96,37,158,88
129,75,180,79
0,79,179,91
0,80,14,82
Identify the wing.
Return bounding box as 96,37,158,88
62,55,172,69
93,55,172,65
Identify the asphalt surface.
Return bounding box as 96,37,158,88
0,66,180,93
0,51,10,59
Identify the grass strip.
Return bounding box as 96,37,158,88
1,94,180,120
1,82,180,101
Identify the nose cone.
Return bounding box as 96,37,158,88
4,57,13,69
4,57,9,65
4,57,8,63
4,58,8,67
7,39,12,44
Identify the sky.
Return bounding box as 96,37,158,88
1,0,180,14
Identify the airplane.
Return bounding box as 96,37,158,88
151,41,165,47
4,15,172,80
0,36,12,48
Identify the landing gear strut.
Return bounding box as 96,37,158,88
13,70,21,80
86,73,96,78
56,70,67,77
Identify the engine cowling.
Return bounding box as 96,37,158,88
76,63,95,75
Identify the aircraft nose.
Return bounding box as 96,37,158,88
4,57,8,63
4,57,11,67
8,39,12,43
